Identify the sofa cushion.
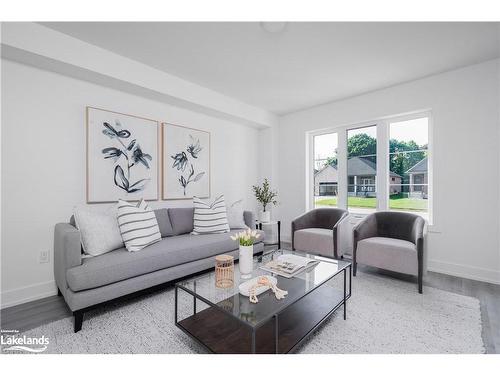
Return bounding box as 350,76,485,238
117,199,161,252
227,199,248,229
192,195,230,234
168,207,194,235
73,205,124,256
66,229,265,292
356,236,417,276
294,228,334,258
153,208,174,237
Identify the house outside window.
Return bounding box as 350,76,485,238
309,112,431,223
313,132,338,208
347,125,377,214
388,117,429,219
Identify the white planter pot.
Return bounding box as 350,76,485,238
239,244,254,279
260,210,271,223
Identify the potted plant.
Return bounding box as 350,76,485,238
231,229,261,279
252,178,278,223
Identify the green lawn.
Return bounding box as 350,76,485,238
315,194,427,211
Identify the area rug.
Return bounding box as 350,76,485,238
5,272,485,354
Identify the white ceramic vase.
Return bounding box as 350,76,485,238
239,244,254,279
260,210,271,223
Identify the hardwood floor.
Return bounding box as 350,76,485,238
1,246,499,353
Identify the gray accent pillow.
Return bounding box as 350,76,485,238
153,208,174,237
73,205,123,257
168,207,195,235
227,199,248,229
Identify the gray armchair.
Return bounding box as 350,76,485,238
353,211,426,293
291,208,348,259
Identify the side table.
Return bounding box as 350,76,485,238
255,220,281,249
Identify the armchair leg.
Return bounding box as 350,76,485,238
417,246,424,294
353,262,357,276
74,311,84,333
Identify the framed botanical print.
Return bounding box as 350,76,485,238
86,107,159,203
162,123,210,199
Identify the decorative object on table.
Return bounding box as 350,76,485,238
239,276,288,304
230,228,261,279
227,199,248,229
162,123,210,199
252,178,278,223
260,253,320,278
86,107,159,203
192,195,230,234
239,275,277,296
214,254,234,288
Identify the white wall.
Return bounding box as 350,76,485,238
277,59,500,284
1,59,261,307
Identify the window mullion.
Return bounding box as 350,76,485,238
337,130,348,210
377,122,389,211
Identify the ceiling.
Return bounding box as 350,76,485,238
41,22,500,115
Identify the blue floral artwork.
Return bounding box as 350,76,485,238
87,107,159,203
101,120,152,193
163,124,210,199
171,135,205,196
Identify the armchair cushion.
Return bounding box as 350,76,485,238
356,237,418,276
293,228,335,258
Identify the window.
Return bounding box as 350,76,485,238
308,112,431,223
388,117,429,219
313,132,338,208
347,125,377,214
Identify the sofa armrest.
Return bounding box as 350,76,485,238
243,211,255,228
54,223,82,291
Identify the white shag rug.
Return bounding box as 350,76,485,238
4,272,484,354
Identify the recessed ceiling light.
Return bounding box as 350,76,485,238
260,22,287,33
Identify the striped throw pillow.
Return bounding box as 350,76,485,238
192,195,230,234
117,199,161,252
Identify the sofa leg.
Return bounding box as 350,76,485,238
74,311,84,333
353,262,357,276
57,288,62,296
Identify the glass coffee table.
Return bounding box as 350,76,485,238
174,249,351,354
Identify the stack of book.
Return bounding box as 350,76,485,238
260,254,320,278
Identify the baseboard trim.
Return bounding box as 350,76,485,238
1,280,57,309
427,259,500,285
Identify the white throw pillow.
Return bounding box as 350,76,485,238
117,199,161,252
73,205,123,257
227,199,248,229
192,195,230,234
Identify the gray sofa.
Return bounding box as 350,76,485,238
54,207,264,332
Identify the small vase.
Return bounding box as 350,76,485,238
239,244,254,279
260,210,271,223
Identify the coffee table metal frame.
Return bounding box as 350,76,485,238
174,253,351,354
